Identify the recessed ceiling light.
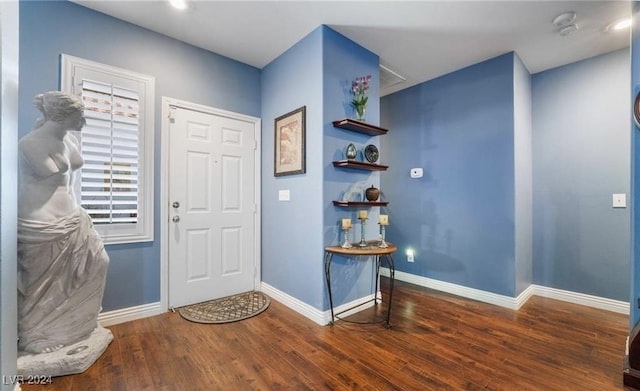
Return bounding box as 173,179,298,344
610,18,632,31
169,0,188,10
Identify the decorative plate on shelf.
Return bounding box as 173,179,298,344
364,144,379,163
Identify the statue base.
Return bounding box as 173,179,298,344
18,326,113,377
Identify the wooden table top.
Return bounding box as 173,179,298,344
325,242,397,256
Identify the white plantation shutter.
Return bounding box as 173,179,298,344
80,80,140,225
61,54,155,244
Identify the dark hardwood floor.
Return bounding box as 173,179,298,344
21,279,630,390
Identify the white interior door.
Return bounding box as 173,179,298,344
168,106,257,308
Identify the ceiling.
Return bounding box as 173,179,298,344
73,1,632,96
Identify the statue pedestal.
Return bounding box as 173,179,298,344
18,326,113,377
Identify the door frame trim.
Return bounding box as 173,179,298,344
160,97,262,311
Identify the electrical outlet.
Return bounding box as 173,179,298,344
405,249,415,262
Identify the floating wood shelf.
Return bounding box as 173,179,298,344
332,118,388,136
332,160,388,171
332,119,389,209
333,201,389,207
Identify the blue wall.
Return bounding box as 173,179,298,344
381,53,517,297
532,48,630,302
19,1,261,311
380,47,630,302
261,26,380,311
261,27,325,309
321,27,380,308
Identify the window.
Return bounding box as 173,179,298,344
61,54,155,244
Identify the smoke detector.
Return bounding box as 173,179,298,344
553,12,578,36
553,12,576,27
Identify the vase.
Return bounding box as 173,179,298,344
354,105,366,122
365,185,380,202
345,143,357,160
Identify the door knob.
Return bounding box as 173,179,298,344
172,201,180,208
172,215,180,223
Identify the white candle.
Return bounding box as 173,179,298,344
379,214,388,225
358,210,368,219
341,218,351,229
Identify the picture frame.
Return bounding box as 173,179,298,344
274,106,306,176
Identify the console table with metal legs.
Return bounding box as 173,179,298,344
324,242,396,328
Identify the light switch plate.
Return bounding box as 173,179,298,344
278,190,290,201
613,193,626,208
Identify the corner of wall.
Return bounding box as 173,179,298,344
513,52,533,297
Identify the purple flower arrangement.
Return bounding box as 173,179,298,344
351,75,372,121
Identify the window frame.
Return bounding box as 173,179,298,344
61,54,155,244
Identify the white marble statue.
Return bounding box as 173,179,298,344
17,91,111,370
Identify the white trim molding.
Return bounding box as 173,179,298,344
260,283,326,325
96,275,629,328
381,268,523,309
60,54,155,245
260,282,379,325
530,284,629,314
381,268,629,315
98,301,164,327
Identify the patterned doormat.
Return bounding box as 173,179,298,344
178,291,270,324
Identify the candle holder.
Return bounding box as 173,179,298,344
378,224,389,248
358,216,368,247
341,227,353,248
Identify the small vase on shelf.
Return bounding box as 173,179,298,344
365,185,380,202
354,105,366,122
351,74,371,123
345,143,357,160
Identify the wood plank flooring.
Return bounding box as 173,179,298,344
21,280,630,390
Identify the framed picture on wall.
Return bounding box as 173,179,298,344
274,106,306,176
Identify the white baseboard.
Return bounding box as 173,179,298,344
98,301,164,327
381,268,629,314
96,274,629,329
260,283,327,325
260,282,379,325
381,268,523,309
530,284,629,314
